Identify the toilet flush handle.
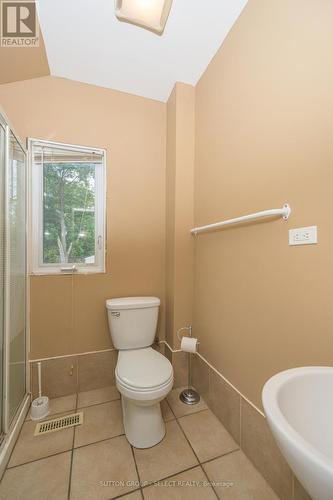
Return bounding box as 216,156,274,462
111,311,120,318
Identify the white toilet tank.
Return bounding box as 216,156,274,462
106,297,160,350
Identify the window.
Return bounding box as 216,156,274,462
29,139,106,274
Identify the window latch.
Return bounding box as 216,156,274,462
60,265,77,273
97,235,103,250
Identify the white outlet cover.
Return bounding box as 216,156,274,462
289,226,317,246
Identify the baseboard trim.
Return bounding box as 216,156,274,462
30,347,116,363
158,339,181,353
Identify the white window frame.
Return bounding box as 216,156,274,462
28,138,106,275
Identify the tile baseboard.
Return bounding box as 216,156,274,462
30,350,118,400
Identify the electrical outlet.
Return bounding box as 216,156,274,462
289,226,317,246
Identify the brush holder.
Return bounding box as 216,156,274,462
30,396,49,420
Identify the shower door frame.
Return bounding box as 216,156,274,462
0,109,30,465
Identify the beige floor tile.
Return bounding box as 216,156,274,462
161,399,175,421
0,451,71,500
26,394,77,421
74,400,124,448
178,409,238,463
77,385,119,408
143,465,216,500
133,420,198,484
203,450,279,499
167,387,207,418
70,436,139,500
8,417,74,467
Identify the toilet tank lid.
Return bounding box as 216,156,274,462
106,297,160,310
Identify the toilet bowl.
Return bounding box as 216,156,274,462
106,297,174,448
116,347,173,448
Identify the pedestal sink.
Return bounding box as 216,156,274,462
262,367,333,500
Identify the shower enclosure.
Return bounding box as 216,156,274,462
0,110,29,468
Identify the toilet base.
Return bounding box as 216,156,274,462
121,396,166,448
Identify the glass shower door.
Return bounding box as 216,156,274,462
6,130,26,426
0,123,5,437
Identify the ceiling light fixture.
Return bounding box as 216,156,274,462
115,0,173,35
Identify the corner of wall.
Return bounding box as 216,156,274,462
165,82,195,349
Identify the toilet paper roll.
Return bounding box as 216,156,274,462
181,336,199,353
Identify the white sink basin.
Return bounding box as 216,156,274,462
262,367,333,500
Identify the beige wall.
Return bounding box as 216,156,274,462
0,30,49,84
166,83,195,348
194,0,333,409
2,0,333,411
0,76,166,359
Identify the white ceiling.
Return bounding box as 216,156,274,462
37,0,247,102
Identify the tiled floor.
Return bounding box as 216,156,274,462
0,386,279,500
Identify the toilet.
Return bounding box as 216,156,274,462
106,297,173,448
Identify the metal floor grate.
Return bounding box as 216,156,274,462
34,412,83,436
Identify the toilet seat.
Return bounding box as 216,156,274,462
117,375,173,393
116,347,173,391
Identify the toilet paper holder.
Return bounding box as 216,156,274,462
176,325,200,405
176,325,200,346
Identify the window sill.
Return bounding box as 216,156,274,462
30,267,106,276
